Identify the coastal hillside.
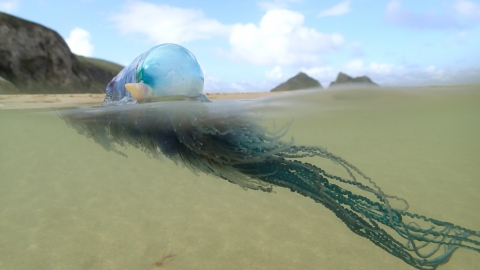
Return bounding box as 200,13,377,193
0,12,123,94
270,71,379,93
329,72,378,88
270,72,322,92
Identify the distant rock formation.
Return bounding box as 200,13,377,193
270,72,322,92
329,72,378,88
0,12,123,94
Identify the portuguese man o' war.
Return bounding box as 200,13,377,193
103,43,208,105
60,43,480,270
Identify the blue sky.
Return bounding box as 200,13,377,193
1,0,480,92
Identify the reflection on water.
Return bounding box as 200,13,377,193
1,87,479,270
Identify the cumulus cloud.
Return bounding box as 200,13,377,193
299,66,336,86
318,1,351,18
265,65,284,79
385,0,461,29
257,0,300,11
0,0,19,12
204,76,272,93
65,27,94,57
337,59,427,85
229,9,344,66
455,0,480,19
203,76,222,92
110,1,231,44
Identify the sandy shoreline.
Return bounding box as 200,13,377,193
1,84,478,110
0,92,284,110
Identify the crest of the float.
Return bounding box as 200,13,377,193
103,43,208,105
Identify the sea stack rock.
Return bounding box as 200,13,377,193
0,12,122,94
270,72,322,92
329,72,378,88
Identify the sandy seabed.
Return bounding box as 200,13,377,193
0,86,479,270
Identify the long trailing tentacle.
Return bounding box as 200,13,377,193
233,148,480,270
59,101,480,270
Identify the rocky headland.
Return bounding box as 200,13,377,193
329,72,378,88
270,71,378,92
270,72,322,92
0,12,123,94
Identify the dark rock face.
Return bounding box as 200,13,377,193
270,72,322,92
329,72,378,88
0,12,123,94
0,75,19,94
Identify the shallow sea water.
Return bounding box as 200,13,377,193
0,87,479,270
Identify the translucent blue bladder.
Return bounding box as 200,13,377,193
61,44,480,270
103,43,205,104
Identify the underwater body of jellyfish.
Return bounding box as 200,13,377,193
60,43,480,270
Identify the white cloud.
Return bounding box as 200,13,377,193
425,65,436,73
204,76,273,93
0,0,19,12
297,59,480,87
230,82,246,91
300,66,336,86
204,76,222,92
65,27,94,57
337,59,406,85
210,61,480,92
344,59,364,73
333,60,480,86
455,0,480,19
385,0,460,29
229,9,344,66
369,62,395,75
265,65,283,79
110,1,231,44
257,0,300,11
386,0,401,16
318,1,351,18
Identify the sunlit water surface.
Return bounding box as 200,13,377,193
1,87,479,270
